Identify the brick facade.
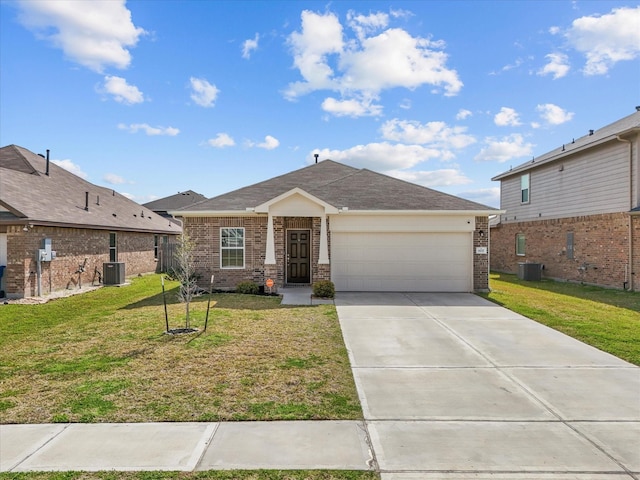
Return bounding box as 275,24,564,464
185,215,491,292
474,216,490,291
184,215,331,292
491,212,634,290
2,225,163,298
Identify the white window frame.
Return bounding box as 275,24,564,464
220,227,245,269
520,173,530,204
516,233,526,256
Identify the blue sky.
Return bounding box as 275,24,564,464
1,1,639,207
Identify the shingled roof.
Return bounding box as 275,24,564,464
175,160,495,213
0,145,179,234
143,190,207,212
493,109,640,181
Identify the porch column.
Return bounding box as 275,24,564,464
265,213,276,264
319,213,329,264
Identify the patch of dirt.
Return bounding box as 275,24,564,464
3,285,102,305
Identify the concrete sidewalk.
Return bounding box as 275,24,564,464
1,421,373,472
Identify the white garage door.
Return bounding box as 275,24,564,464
331,232,472,292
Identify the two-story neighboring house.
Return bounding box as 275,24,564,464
490,108,640,291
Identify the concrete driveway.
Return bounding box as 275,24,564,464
336,292,640,479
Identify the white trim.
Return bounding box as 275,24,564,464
331,209,503,216
265,214,276,265
220,227,245,269
319,214,329,264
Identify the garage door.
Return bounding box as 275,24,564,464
331,232,472,292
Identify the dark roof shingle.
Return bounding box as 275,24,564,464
177,160,495,213
0,145,179,234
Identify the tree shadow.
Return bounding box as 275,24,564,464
121,289,288,311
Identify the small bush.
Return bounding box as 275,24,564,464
312,280,335,298
236,280,259,295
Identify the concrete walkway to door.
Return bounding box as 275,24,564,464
336,292,640,479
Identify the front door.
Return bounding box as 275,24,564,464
287,230,310,284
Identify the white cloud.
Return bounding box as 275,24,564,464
565,6,640,75
494,107,521,127
380,119,476,150
536,103,574,125
321,97,383,117
256,135,280,150
120,192,135,200
456,109,472,120
118,123,180,136
474,134,534,163
102,75,144,104
189,77,219,107
385,168,472,188
347,10,389,40
457,187,501,208
285,10,462,115
103,173,128,185
538,52,570,79
242,33,259,59
16,0,145,73
399,98,412,110
313,142,443,171
207,133,235,148
52,159,88,179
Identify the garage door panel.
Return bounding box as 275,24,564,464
331,232,471,292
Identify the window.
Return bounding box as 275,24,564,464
566,232,574,260
109,232,117,262
516,233,525,256
154,235,159,259
520,173,530,204
221,228,244,268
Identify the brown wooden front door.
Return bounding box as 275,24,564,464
287,230,310,284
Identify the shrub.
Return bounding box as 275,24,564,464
312,280,335,298
236,280,259,295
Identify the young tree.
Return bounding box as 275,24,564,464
173,231,198,329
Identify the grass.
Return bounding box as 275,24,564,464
0,275,361,424
0,472,379,480
480,272,640,366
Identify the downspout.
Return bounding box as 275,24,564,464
616,135,633,290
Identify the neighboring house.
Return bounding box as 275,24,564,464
170,160,498,293
0,145,180,298
143,190,207,224
490,108,640,290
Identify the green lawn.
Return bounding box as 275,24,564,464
480,272,640,366
0,275,361,424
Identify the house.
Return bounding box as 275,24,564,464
170,160,499,292
143,190,207,224
0,145,180,298
490,108,640,290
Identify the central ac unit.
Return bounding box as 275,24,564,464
103,262,125,285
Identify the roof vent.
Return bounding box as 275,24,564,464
589,129,594,136
636,106,640,112
45,149,50,176
84,191,89,211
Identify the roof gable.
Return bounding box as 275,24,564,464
143,190,207,211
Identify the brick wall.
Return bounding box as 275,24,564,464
183,215,330,291
474,216,489,291
491,212,632,290
3,225,163,298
